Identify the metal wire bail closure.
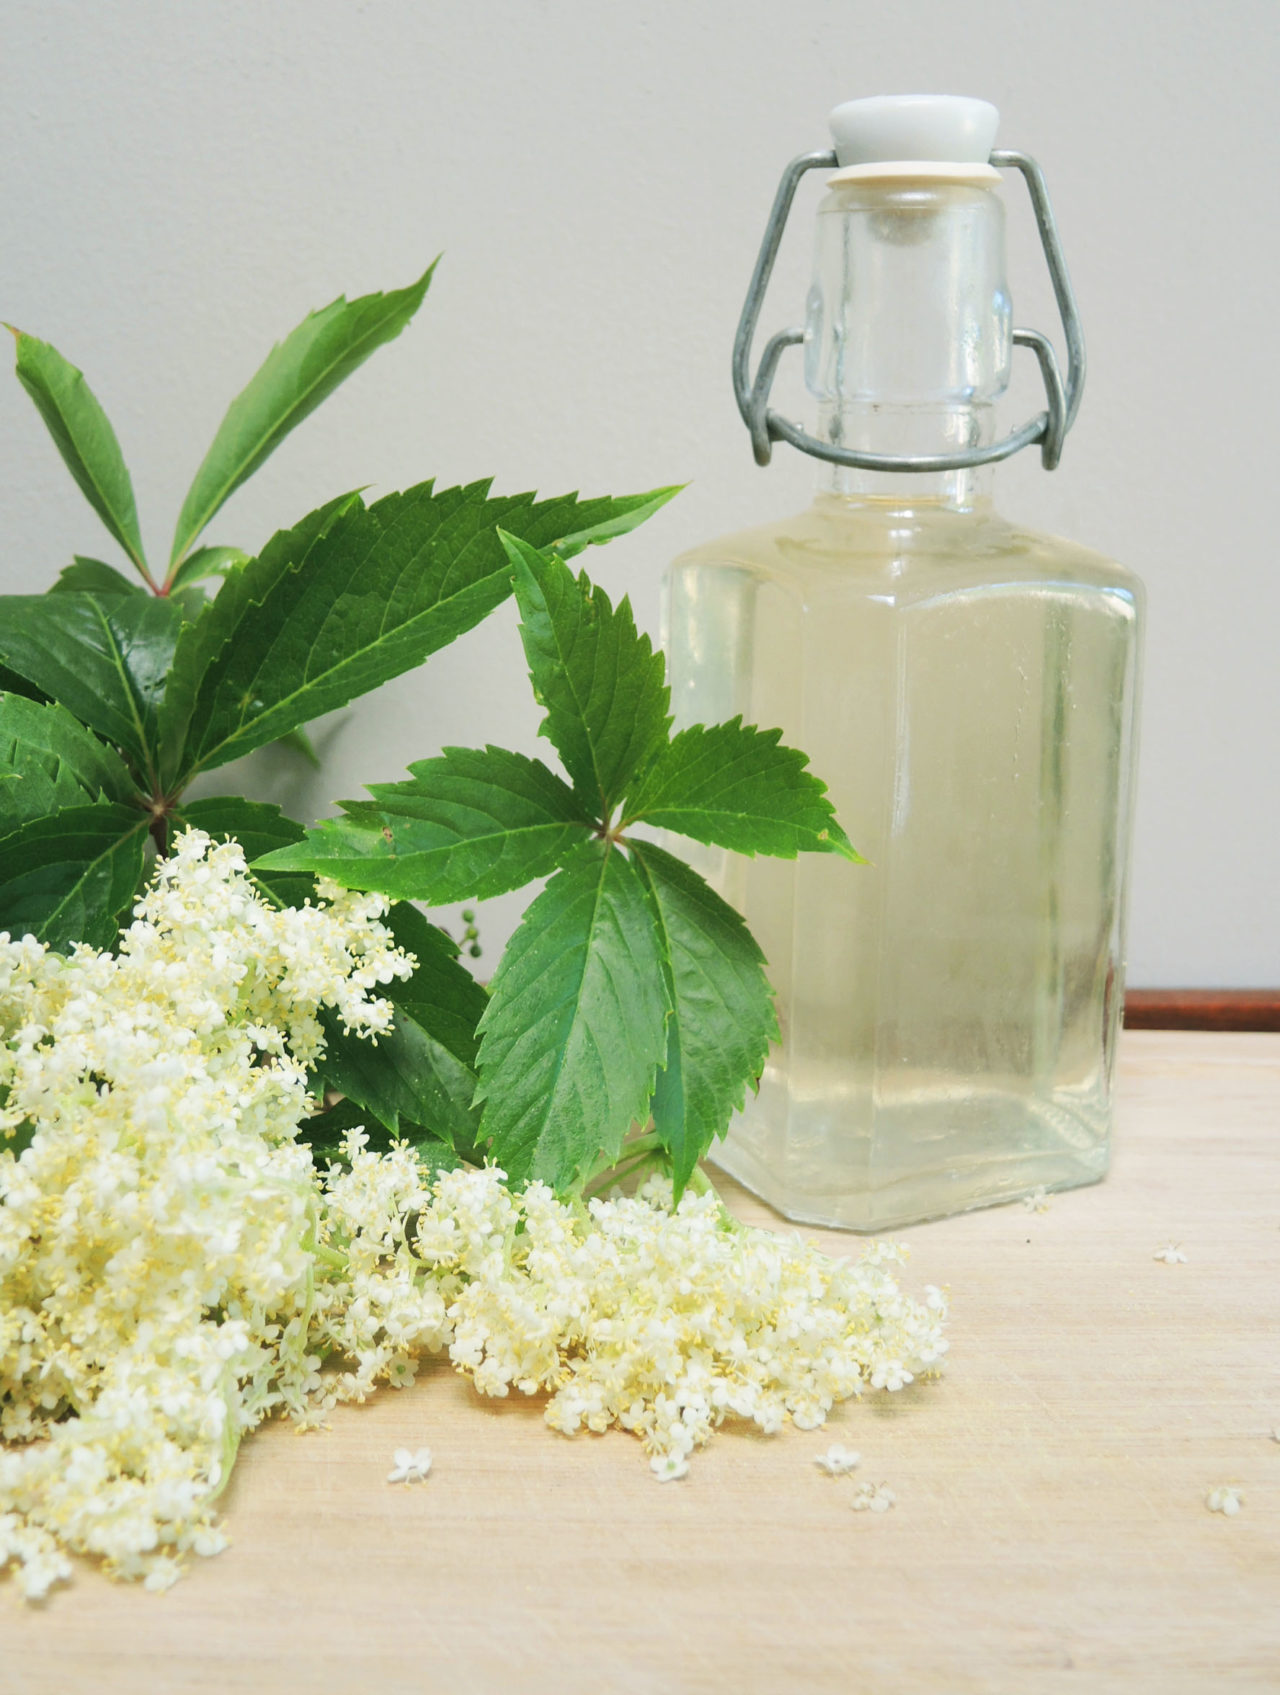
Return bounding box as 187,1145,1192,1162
732,148,1084,473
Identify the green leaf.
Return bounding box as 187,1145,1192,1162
474,842,670,1189
0,666,44,705
299,1094,461,1174
168,546,249,592
318,902,488,1149
0,1084,36,1158
258,744,592,903
502,532,670,817
0,693,135,832
380,901,488,1073
157,491,362,785
0,802,149,951
174,793,305,860
299,1093,392,1157
172,795,313,908
630,841,778,1199
625,718,862,862
168,267,437,569
272,725,320,767
48,557,145,598
0,593,182,782
169,479,675,781
169,583,210,623
7,329,150,579
549,484,682,560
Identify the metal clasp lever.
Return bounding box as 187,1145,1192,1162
732,149,1084,473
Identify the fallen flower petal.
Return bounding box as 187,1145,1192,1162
1206,1485,1243,1516
650,1454,689,1482
851,1482,896,1513
814,1444,861,1475
387,1447,433,1484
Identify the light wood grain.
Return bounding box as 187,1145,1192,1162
5,1031,1279,1695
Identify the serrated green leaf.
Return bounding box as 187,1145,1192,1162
8,329,149,578
0,693,136,831
0,593,182,782
272,725,320,767
156,490,362,785
168,583,210,623
169,479,675,781
380,900,488,1071
48,557,145,598
630,841,778,1199
173,793,305,859
0,801,149,951
299,1094,461,1173
168,546,250,592
0,667,44,705
549,484,682,560
502,532,670,817
258,744,592,903
625,718,862,862
168,267,437,570
474,842,670,1189
318,902,487,1148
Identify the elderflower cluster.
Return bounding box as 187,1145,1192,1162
0,830,949,1601
411,1167,949,1461
0,832,411,1599
306,1154,947,1465
305,1131,456,1407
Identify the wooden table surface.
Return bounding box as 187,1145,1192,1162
5,1031,1279,1694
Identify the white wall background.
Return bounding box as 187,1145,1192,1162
1,0,1275,985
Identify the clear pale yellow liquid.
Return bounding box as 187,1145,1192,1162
663,492,1143,1231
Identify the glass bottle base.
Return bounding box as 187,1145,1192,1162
709,1078,1111,1233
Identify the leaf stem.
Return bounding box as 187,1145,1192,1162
145,790,180,857
134,557,163,595
158,552,186,596
683,1164,716,1199
582,1130,666,1197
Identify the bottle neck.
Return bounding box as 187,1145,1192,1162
816,401,996,508
804,171,1010,511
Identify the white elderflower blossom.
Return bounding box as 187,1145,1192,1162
814,1445,861,1475
851,1482,896,1514
1153,1243,1188,1264
1205,1486,1243,1516
650,1454,689,1482
1022,1186,1050,1213
0,833,413,1600
411,1170,947,1465
868,1361,913,1392
387,1447,432,1484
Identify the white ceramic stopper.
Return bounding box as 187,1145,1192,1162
828,95,1000,169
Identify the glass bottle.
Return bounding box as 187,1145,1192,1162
663,96,1143,1232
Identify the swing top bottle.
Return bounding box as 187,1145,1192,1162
663,97,1143,1231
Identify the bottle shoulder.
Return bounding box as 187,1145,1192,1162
671,500,1142,603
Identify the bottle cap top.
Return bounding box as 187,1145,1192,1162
828,95,1000,170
